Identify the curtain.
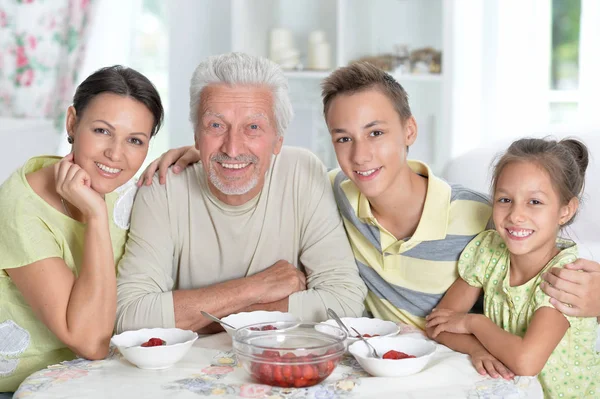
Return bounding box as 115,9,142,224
0,0,94,129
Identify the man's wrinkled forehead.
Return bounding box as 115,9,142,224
201,109,271,123
198,84,275,124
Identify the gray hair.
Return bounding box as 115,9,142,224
189,52,293,136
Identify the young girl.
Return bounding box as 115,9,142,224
426,138,599,398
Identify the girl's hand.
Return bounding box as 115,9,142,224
425,308,473,338
54,153,106,220
470,348,515,380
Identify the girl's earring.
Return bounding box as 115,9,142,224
67,136,74,144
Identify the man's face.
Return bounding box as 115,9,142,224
326,88,417,200
195,84,283,205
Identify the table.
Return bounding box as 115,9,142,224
15,325,543,399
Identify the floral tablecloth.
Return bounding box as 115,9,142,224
15,326,543,399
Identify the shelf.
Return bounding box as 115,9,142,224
283,70,332,79
284,70,443,82
393,73,443,82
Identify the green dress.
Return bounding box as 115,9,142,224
458,230,599,399
0,156,133,392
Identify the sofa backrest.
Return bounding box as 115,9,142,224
442,133,599,260
0,118,58,184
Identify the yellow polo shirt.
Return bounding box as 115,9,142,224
329,160,492,329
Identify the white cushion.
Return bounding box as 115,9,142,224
0,118,58,184
442,133,600,259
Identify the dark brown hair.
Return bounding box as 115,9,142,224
321,62,411,122
73,65,164,137
491,137,589,226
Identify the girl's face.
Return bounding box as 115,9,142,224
492,161,575,259
326,88,417,200
67,93,154,195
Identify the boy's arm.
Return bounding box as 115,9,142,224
426,278,514,379
468,307,569,376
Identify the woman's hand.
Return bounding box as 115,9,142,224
137,146,200,186
54,153,105,220
541,259,600,318
470,348,515,380
425,308,473,338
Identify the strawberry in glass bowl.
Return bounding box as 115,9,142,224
232,321,346,387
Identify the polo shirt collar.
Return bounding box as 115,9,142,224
357,160,451,241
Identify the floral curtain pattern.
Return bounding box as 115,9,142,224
0,0,93,129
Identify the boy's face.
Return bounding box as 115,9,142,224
326,88,417,199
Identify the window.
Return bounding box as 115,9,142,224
549,0,581,124
130,0,170,172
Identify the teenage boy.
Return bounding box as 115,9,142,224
322,63,491,330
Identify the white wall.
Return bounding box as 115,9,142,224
0,118,58,183
168,0,232,148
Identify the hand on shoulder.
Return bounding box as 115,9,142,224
541,258,600,317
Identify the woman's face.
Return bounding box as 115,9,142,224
67,92,154,195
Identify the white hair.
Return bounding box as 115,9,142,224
189,52,293,136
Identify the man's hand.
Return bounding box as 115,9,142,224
470,348,515,380
250,260,306,304
425,308,473,338
137,146,201,187
541,258,600,317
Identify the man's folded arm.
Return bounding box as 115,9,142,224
293,163,368,321
116,174,177,333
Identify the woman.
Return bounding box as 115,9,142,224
0,65,163,393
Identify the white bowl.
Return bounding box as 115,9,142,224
220,311,299,336
111,328,198,370
318,317,400,343
348,336,436,377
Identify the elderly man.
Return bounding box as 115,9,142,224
115,53,367,333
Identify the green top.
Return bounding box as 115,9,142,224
459,230,599,399
0,156,132,392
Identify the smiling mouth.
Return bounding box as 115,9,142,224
95,162,122,175
219,162,250,170
354,167,381,176
506,228,534,238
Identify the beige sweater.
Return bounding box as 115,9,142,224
115,146,367,332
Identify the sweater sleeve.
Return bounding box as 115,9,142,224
287,153,368,321
115,173,177,333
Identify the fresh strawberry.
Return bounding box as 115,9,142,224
261,350,280,358
140,337,166,347
302,364,315,380
261,324,278,331
382,350,416,360
248,349,340,387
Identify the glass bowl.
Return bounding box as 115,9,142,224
221,311,299,336
232,321,346,387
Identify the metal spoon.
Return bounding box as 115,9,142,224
326,308,352,337
200,311,236,330
351,327,381,358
